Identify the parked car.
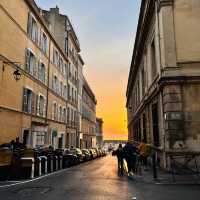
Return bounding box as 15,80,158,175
89,149,97,159
82,149,92,161
63,148,78,167
70,148,85,163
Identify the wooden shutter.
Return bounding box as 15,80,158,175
31,92,35,114
35,94,39,116
27,13,32,37
33,56,37,77
25,49,30,72
22,88,28,112
43,97,46,118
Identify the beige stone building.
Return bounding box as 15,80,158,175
81,79,97,149
126,0,200,168
0,0,95,149
42,7,81,148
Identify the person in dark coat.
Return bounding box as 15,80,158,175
115,144,124,175
123,142,137,174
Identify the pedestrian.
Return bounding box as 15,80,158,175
138,139,150,170
115,144,124,175
123,142,137,175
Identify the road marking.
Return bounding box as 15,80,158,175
0,167,71,189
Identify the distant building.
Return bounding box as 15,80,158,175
126,0,200,168
81,78,97,148
96,118,103,147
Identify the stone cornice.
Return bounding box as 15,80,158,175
157,0,174,11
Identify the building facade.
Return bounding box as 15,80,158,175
126,0,200,168
81,79,97,149
0,0,96,150
96,118,103,148
42,6,81,148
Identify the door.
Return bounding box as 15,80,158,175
152,103,160,147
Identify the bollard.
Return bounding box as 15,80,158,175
59,155,63,170
40,156,47,174
50,156,53,172
21,157,35,179
54,156,58,171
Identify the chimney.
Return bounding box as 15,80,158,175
50,6,59,14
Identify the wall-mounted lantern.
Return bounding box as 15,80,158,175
2,61,22,81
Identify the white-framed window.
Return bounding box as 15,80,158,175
27,13,38,43
59,57,63,73
52,102,57,121
38,62,45,83
64,85,67,99
41,31,47,54
38,94,46,117
58,105,62,122
35,132,46,147
63,107,66,123
22,88,34,114
53,49,59,66
25,49,36,76
53,75,58,92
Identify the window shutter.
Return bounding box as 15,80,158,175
43,97,46,118
25,49,30,72
22,88,28,112
36,94,39,116
31,92,35,114
38,60,41,80
52,103,54,120
27,13,32,37
33,57,37,77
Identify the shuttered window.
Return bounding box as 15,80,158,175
27,13,38,43
25,49,36,76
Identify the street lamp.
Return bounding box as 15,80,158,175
13,68,21,81
2,61,22,81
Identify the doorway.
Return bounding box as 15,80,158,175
152,103,160,147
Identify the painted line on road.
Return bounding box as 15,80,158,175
0,167,72,189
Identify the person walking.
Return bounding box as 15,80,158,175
123,142,137,175
115,144,124,175
138,139,150,170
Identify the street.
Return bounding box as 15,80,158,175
0,155,200,200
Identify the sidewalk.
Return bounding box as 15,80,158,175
128,167,200,185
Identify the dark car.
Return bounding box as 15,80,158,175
63,148,78,167
82,149,91,161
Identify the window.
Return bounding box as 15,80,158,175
63,108,66,123
23,88,35,114
53,75,58,92
141,67,145,97
59,57,63,73
38,95,45,117
58,106,62,122
41,32,47,54
27,14,38,43
52,102,57,121
25,49,36,76
151,39,157,80
38,62,45,83
68,84,70,100
60,81,63,96
35,132,46,147
67,107,70,123
65,37,68,54
53,49,59,66
64,85,67,99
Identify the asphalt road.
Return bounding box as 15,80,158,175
0,155,200,200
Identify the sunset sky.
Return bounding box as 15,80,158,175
36,0,141,140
